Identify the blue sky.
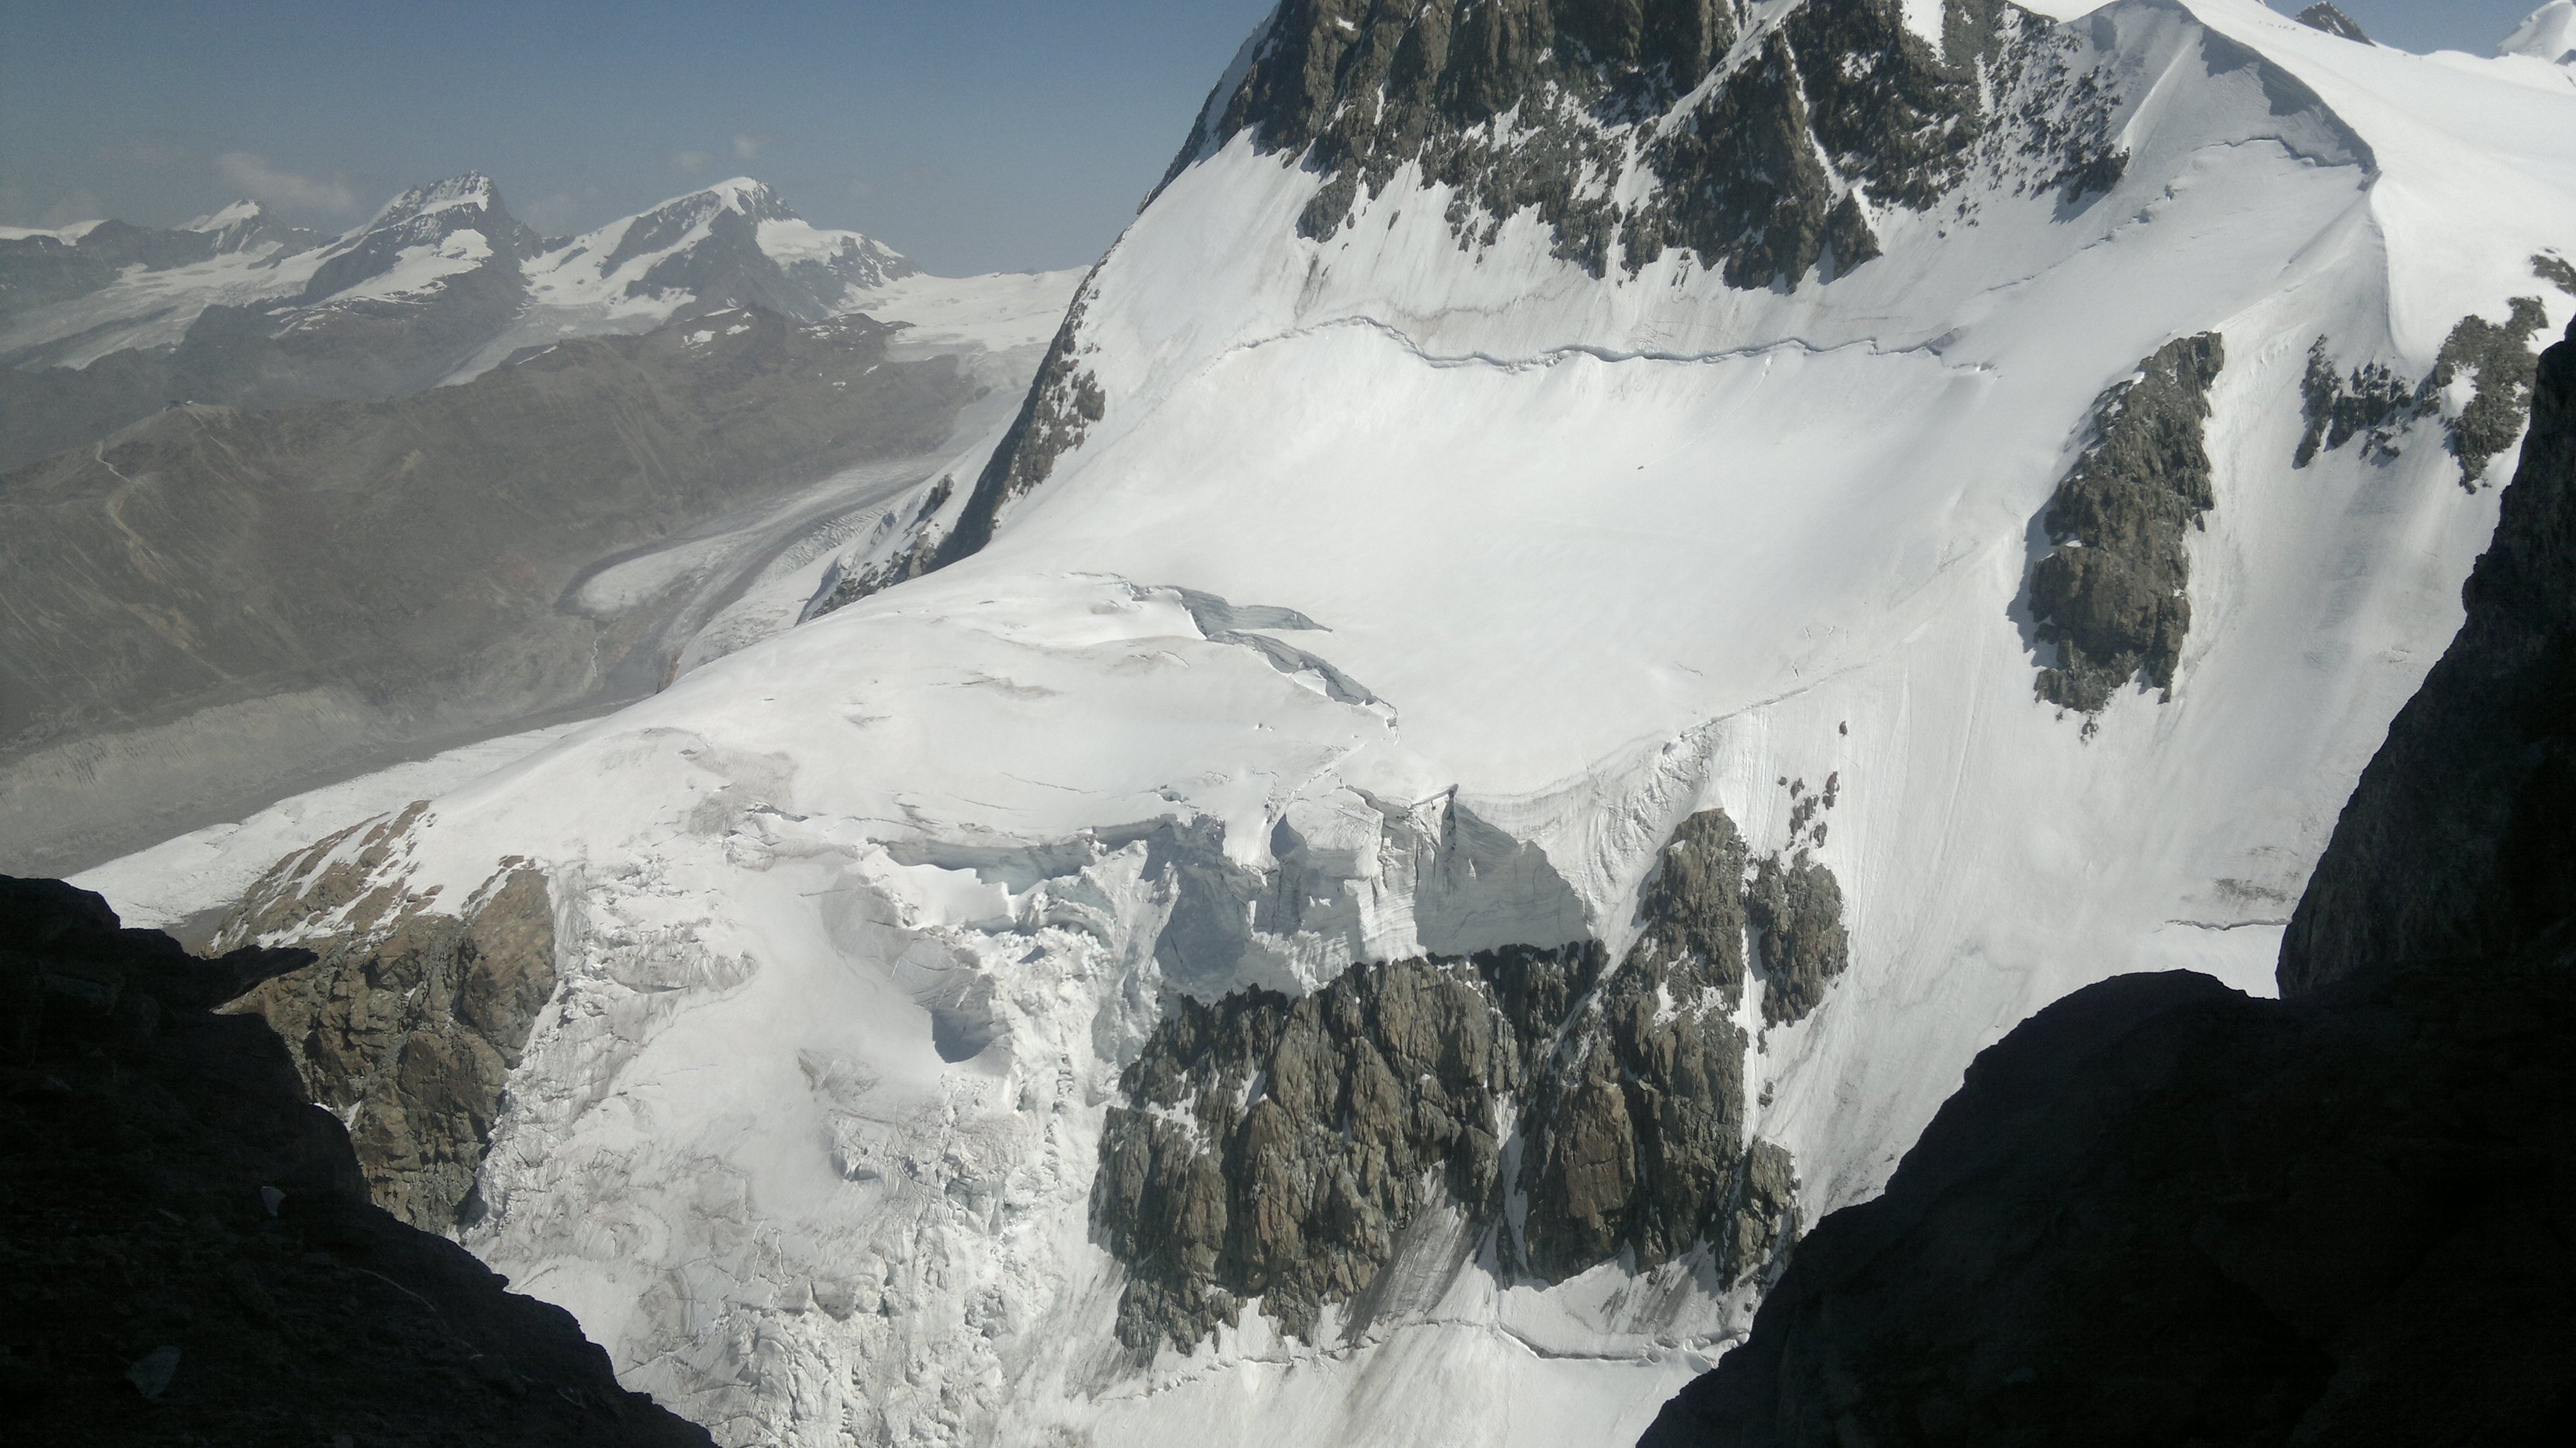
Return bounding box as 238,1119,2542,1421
0,1,2550,274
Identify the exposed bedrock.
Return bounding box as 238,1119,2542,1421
2299,265,2564,486
1173,0,2124,285
0,875,708,1445
2293,4,2369,43
209,808,559,1232
1095,806,1846,1355
1637,325,2576,1448
2027,332,2226,716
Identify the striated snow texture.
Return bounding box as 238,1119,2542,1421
85,3,2576,1445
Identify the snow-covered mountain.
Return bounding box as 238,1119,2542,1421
2501,1,2576,63
0,175,1072,472
75,1,2576,1445
446,177,918,379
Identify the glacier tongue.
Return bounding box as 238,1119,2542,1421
140,2,2576,1444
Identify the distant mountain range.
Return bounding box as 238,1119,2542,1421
0,173,1081,876
0,175,931,472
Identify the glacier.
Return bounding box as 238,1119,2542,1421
77,2,2576,1445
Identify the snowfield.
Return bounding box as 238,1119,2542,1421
81,3,2576,1445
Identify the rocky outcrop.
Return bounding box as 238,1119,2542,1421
2294,4,2369,43
1097,808,1835,1355
0,305,974,877
1747,853,1848,1027
0,874,710,1445
1168,1,2123,285
2280,318,2576,995
2298,262,2564,488
1635,325,2576,1448
213,815,556,1232
2027,333,2226,716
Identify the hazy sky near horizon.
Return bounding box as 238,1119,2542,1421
0,1,2554,275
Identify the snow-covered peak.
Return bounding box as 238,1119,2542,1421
365,171,504,227
182,200,264,233
2501,1,2576,61
295,171,539,307
440,179,921,377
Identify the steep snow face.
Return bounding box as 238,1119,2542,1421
172,2,2576,1445
2501,2,2576,62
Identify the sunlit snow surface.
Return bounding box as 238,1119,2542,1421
89,3,2576,1444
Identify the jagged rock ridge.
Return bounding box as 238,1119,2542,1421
1168,0,2125,285
2293,4,2368,44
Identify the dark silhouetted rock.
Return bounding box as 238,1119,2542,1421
0,874,711,1446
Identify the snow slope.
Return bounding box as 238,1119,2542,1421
2502,1,2576,62
100,2,2576,1445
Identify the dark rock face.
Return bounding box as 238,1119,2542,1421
0,306,974,877
2027,333,2226,716
1636,961,2576,1448
2281,319,2576,996
2294,4,2369,44
1635,318,2576,1448
0,875,711,1446
1171,1,2121,286
211,812,557,1232
1097,808,1833,1355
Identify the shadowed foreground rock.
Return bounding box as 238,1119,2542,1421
1639,323,2576,1446
0,875,710,1446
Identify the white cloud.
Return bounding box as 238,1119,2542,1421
37,189,106,229
847,177,875,200
732,133,764,161
672,149,710,174
214,151,359,215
